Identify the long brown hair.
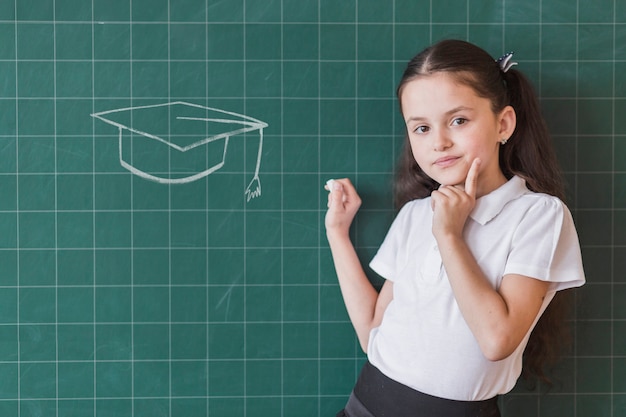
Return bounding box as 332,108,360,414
394,39,571,383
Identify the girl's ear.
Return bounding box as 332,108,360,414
498,105,516,141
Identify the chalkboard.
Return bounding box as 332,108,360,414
0,0,622,416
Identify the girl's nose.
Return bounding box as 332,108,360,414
433,130,452,152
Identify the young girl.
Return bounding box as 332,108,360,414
325,39,585,417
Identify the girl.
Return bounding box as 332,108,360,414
325,39,585,417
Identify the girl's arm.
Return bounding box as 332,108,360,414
437,236,549,361
432,160,549,361
325,179,393,352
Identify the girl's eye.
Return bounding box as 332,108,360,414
413,125,429,134
452,118,467,126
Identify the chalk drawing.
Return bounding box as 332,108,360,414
91,101,268,201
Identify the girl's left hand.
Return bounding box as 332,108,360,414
431,158,480,240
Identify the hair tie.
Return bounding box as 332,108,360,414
496,52,518,73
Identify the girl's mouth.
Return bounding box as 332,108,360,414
434,156,460,167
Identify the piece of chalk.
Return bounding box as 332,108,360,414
326,179,347,202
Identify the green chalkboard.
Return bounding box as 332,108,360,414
0,0,621,416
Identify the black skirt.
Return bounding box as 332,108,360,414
336,361,501,417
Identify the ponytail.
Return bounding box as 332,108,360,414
500,69,566,201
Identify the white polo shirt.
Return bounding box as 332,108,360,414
367,176,585,401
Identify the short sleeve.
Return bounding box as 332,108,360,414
370,197,434,281
369,200,422,281
504,197,585,292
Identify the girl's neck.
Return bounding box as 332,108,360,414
474,172,508,199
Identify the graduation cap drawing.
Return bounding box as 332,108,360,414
91,101,268,201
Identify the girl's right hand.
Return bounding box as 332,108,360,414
323,179,386,353
324,178,362,237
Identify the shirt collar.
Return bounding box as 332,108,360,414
469,176,529,225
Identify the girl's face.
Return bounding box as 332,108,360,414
400,72,516,198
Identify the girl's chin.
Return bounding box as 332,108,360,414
425,164,470,186
432,173,468,188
